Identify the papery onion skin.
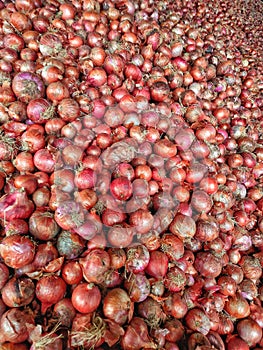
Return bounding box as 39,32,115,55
120,317,155,350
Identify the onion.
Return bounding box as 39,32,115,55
35,275,66,313
163,293,188,319
227,336,250,350
237,318,262,347
0,191,34,221
107,225,134,248
145,250,168,278
164,266,187,292
110,176,132,201
62,261,83,286
185,308,211,335
12,72,45,103
161,233,184,260
124,273,150,302
80,248,110,284
125,244,150,274
72,283,101,314
195,217,220,242
56,230,85,259
103,288,133,325
194,252,222,278
165,319,185,343
1,276,35,308
53,298,76,328
224,294,250,319
29,210,59,241
169,213,196,240
70,313,107,349
0,234,35,269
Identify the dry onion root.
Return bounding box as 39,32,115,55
70,314,106,349
29,323,63,350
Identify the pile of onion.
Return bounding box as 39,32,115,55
0,0,262,349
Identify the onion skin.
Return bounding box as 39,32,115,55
120,317,156,350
